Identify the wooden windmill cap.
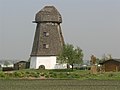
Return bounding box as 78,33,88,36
35,6,62,23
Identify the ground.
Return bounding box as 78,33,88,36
0,70,120,90
0,79,120,90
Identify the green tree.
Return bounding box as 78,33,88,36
96,58,100,64
57,44,84,70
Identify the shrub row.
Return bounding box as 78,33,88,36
0,70,120,80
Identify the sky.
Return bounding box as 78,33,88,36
0,0,120,60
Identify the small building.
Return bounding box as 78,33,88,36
14,61,30,70
100,59,120,72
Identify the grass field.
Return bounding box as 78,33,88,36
1,69,120,80
0,79,120,90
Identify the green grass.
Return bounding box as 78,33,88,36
0,69,120,80
0,79,120,90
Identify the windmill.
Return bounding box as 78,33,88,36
30,6,64,69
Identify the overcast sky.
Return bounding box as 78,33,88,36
0,0,120,60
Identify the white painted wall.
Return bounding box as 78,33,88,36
30,56,56,69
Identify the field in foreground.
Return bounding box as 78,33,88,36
0,79,120,90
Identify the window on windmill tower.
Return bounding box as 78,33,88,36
43,44,49,49
43,32,49,37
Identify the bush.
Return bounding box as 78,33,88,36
0,72,6,78
13,72,25,77
108,73,114,77
40,72,44,76
51,69,73,72
25,71,30,74
50,72,57,78
44,72,50,78
30,72,40,78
